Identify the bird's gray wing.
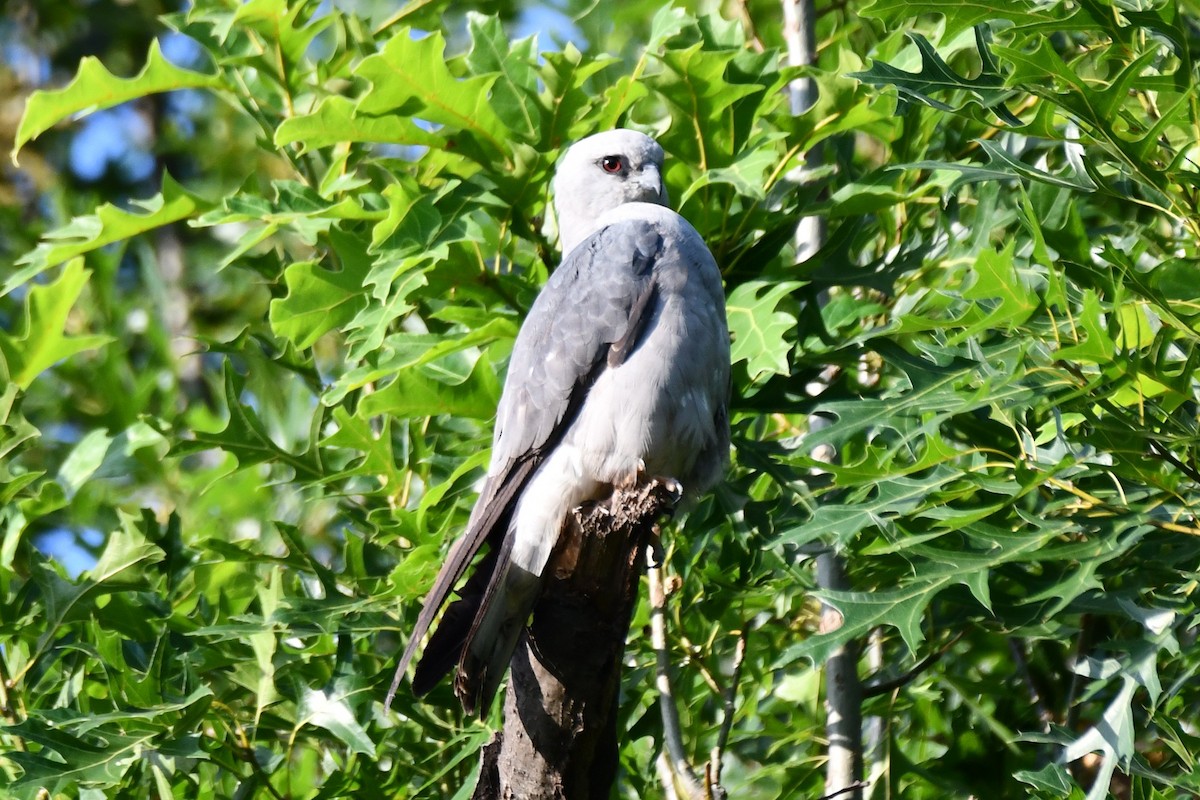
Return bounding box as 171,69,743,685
391,219,666,710
489,223,664,465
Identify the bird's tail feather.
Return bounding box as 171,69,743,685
454,537,544,715
409,547,499,696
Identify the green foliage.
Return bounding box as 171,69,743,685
3,0,1200,798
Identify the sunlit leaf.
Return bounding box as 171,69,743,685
7,175,214,295
0,259,112,389
727,280,801,383
11,39,220,163
355,29,511,159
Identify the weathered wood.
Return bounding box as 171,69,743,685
471,480,677,800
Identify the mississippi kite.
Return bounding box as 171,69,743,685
389,129,730,715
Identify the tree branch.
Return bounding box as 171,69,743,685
783,1,861,795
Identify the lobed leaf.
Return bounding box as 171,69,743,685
11,39,220,163
355,29,511,160
0,259,112,389
727,281,802,383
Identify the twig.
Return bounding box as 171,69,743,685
1064,614,1096,731
0,654,25,752
709,630,746,786
1008,639,1054,731
1146,437,1200,486
817,781,870,800
648,540,704,794
1010,637,1056,767
862,628,884,786
786,1,856,793
861,634,959,699
782,0,827,263
733,0,766,53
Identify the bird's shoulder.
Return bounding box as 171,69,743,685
551,203,713,287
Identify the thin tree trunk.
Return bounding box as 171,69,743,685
817,553,863,799
783,1,865,796
472,480,678,800
783,0,826,262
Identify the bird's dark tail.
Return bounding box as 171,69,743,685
453,535,544,715
385,456,540,711
409,547,498,695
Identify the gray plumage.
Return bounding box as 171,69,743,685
388,129,730,715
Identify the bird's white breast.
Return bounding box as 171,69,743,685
570,286,725,492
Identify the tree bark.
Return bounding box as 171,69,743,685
471,480,678,800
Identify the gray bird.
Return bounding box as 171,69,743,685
389,129,730,715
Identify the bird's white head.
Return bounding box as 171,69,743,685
552,129,668,254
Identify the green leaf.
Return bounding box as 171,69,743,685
787,578,946,665
359,353,501,421
1063,676,1137,800
2,689,211,794
8,174,215,293
57,428,114,499
11,38,220,163
231,0,334,69
950,241,1038,342
992,39,1185,216
269,228,372,349
250,568,282,724
1015,764,1075,794
275,96,444,151
650,43,767,169
850,32,1021,125
171,364,322,479
17,512,166,691
464,13,543,145
802,341,1033,452
4,723,146,793
727,281,801,383
860,0,1056,40
1056,290,1116,364
326,317,518,405
356,29,511,159
0,259,112,389
779,468,961,547
319,408,401,487
296,683,375,756
678,140,783,205
368,180,443,253
541,45,618,143
975,139,1097,192
826,170,911,216
343,264,433,360
896,138,1097,193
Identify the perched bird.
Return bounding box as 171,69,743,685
388,129,730,715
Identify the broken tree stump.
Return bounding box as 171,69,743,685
471,479,678,800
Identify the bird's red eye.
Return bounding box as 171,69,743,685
601,155,624,174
